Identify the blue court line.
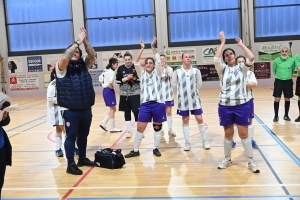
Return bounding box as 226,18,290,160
3,195,300,200
7,120,46,138
6,115,46,133
254,115,300,167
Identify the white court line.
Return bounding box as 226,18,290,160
3,184,300,191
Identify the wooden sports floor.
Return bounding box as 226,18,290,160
2,87,300,200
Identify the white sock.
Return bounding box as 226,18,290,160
110,118,115,129
241,135,253,158
55,132,62,150
183,126,189,143
248,124,254,140
198,123,207,141
133,131,144,152
103,115,109,125
224,138,232,158
154,131,162,149
126,121,132,132
167,116,173,130
233,125,238,142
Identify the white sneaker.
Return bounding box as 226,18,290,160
183,142,190,151
203,141,210,149
126,131,132,138
100,124,108,131
218,157,232,169
110,127,122,133
168,130,176,137
248,158,260,173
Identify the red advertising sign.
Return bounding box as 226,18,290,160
253,62,271,79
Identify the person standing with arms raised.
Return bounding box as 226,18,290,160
56,27,96,175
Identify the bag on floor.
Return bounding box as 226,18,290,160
94,148,126,169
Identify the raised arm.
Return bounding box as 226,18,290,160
215,31,225,59
236,38,254,63
134,38,145,78
58,28,86,71
214,31,226,75
134,37,145,62
81,28,96,69
151,36,163,77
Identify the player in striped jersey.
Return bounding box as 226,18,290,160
214,31,259,173
232,56,258,150
125,37,165,158
160,54,176,137
172,53,210,151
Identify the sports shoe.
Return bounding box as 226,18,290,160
203,141,210,149
273,117,279,122
100,124,108,131
218,157,232,169
183,142,190,151
168,130,176,137
231,141,236,150
153,148,161,157
110,127,122,133
55,148,64,157
251,140,258,149
248,158,260,173
74,148,79,156
284,116,291,121
295,116,300,122
126,131,132,138
125,150,140,158
77,157,96,167
67,161,83,175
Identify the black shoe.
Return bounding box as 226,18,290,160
153,148,161,157
67,161,83,175
273,117,279,122
283,116,291,121
125,150,140,158
295,116,300,122
77,158,96,167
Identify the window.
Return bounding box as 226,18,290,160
167,0,241,47
84,0,155,51
5,0,73,56
254,0,300,42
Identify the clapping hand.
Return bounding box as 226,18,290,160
76,27,87,45
235,38,243,46
219,31,225,44
140,37,145,49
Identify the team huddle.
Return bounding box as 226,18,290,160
45,28,299,175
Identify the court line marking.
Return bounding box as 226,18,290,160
3,183,300,191
61,122,136,200
255,115,300,167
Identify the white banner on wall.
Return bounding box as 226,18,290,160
46,55,61,71
201,46,218,64
8,57,23,73
164,48,197,66
9,74,39,91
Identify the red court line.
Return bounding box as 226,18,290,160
61,122,135,200
47,131,55,142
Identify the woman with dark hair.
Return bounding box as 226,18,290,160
125,37,165,158
99,57,122,132
231,55,258,150
115,46,142,138
214,31,259,173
